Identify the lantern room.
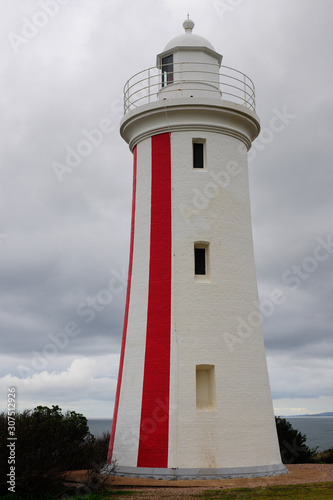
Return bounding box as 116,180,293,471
156,16,222,99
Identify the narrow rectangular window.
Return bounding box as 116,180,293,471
194,243,210,280
162,55,173,87
193,139,206,169
195,247,206,275
196,365,216,410
193,142,204,169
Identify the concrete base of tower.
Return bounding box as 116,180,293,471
102,463,288,480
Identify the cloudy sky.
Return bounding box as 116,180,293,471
0,0,332,420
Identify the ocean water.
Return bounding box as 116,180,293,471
88,419,112,438
285,417,333,452
87,416,333,452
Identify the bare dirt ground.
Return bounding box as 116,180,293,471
67,464,333,497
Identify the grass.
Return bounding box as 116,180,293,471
193,483,333,499
3,482,333,499
102,482,333,499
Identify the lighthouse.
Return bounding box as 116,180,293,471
106,18,287,479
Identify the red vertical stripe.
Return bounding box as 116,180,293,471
137,133,172,468
108,146,137,463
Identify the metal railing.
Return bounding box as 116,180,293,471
123,62,256,114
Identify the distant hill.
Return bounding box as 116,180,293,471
282,411,333,417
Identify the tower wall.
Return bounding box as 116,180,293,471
109,121,283,475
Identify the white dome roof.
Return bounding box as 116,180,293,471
163,17,216,52
163,32,216,53
157,18,222,66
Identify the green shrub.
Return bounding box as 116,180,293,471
85,431,111,469
314,447,333,463
275,416,318,464
0,405,101,496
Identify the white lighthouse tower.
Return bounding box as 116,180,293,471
107,18,287,479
